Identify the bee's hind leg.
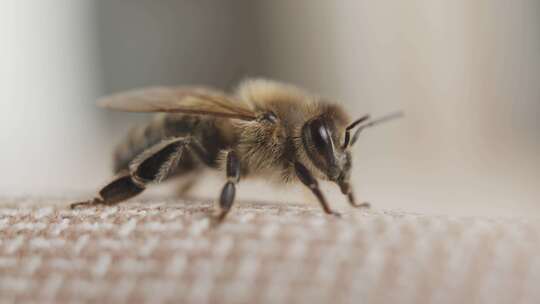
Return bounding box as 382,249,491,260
71,137,193,209
70,173,145,208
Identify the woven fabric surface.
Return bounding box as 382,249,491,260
1,198,539,304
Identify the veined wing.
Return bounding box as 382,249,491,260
98,86,256,121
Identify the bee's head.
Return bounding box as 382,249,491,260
301,113,354,183
301,109,402,188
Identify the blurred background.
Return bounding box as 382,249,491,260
1,0,538,216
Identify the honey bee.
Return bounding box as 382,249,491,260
71,79,402,221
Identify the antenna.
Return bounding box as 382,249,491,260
349,111,404,146
342,115,370,149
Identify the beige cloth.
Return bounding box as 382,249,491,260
0,198,539,304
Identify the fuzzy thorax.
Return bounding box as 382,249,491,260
231,79,352,183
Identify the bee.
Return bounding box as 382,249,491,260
71,79,401,221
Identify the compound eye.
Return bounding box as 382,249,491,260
309,118,335,164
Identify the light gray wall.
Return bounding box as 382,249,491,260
0,0,258,196
253,1,540,216
0,1,105,195
1,1,538,216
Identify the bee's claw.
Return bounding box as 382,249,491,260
328,210,342,218
70,198,103,209
208,211,230,229
212,213,225,225
209,217,224,228
70,202,86,209
351,202,371,209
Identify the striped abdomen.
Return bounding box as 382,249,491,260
113,114,233,174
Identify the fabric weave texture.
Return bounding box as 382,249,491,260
0,198,539,304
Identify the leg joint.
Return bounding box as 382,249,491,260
226,151,241,183
130,137,191,183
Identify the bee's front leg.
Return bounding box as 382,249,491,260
294,162,341,217
338,181,370,209
215,151,241,222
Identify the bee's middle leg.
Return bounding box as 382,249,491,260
175,178,198,197
216,150,241,222
71,137,194,209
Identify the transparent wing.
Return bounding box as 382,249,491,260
97,86,256,120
